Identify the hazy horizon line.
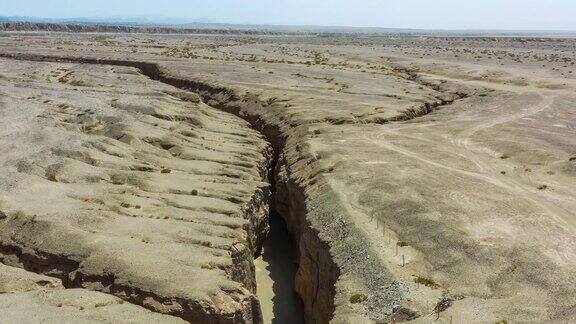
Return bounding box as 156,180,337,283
2,15,576,33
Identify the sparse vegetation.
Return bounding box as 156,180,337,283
2,29,576,324
162,46,198,59
349,293,368,304
414,275,437,287
47,173,59,182
397,241,409,247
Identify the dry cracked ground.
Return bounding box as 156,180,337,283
0,32,575,323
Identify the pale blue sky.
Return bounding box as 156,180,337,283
1,0,575,30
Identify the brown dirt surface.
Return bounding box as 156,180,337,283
0,55,271,323
0,32,575,323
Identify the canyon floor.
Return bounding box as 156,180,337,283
0,31,575,323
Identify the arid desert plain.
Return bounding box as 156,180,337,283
0,30,575,323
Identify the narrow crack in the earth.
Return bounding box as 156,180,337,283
0,52,306,323
0,52,474,324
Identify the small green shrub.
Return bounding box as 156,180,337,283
349,293,367,304
397,241,409,247
414,276,437,287
161,168,172,174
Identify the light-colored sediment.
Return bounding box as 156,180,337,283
0,263,64,293
0,32,575,323
0,263,186,323
0,57,272,323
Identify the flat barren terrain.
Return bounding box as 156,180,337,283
0,31,575,323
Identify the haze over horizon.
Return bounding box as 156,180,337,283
1,0,575,31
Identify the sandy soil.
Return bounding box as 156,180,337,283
0,32,575,323
0,263,185,323
0,55,271,322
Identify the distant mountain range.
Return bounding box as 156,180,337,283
0,15,412,33
1,16,575,36
0,16,215,26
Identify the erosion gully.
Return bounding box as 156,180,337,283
0,53,317,323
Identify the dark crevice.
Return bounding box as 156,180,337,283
0,49,454,323
257,209,305,324
0,52,308,323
